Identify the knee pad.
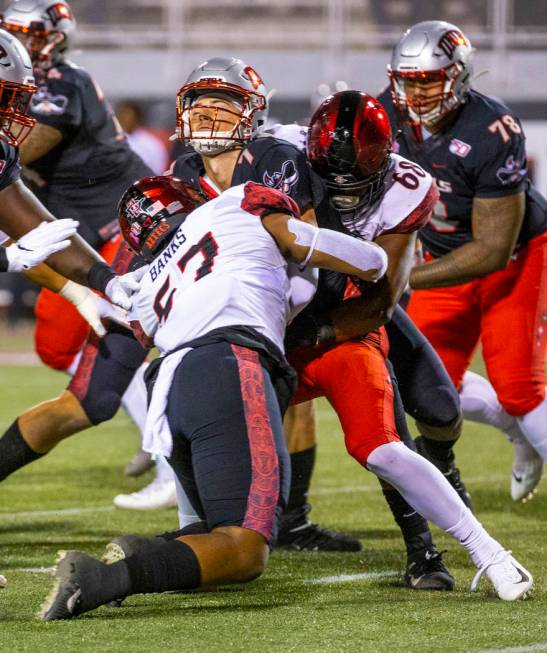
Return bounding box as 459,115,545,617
495,380,546,417
69,325,148,425
416,411,463,443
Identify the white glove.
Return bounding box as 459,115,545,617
104,265,149,311
60,280,129,338
5,219,79,272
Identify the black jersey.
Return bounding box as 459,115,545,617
377,87,547,257
172,135,320,212
23,61,152,249
0,140,21,193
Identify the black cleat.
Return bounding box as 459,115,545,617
405,547,455,591
277,504,362,552
37,550,99,621
415,436,473,510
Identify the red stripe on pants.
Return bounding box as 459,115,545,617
231,344,279,541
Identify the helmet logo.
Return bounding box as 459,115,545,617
126,196,147,219
243,66,263,91
47,4,73,26
0,45,10,68
262,160,299,194
144,222,171,249
436,30,469,59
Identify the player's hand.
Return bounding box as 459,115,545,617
104,265,149,311
59,280,129,337
5,219,79,273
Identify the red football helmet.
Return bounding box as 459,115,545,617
118,176,206,263
307,91,392,212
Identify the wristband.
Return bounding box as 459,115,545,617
87,261,115,293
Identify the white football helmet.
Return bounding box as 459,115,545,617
1,0,76,68
0,28,36,146
388,20,474,127
176,57,268,156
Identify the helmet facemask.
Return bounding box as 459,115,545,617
176,81,266,156
327,160,390,214
389,63,467,129
0,78,36,146
3,21,66,69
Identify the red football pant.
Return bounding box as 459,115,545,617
408,232,547,417
34,236,121,371
289,328,400,465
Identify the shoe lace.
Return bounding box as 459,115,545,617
470,549,511,592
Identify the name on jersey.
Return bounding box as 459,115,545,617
148,229,187,282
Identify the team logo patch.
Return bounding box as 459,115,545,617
263,159,299,194
436,30,469,59
449,138,472,158
496,154,526,185
126,196,147,219
31,88,69,115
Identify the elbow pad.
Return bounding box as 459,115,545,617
287,218,388,281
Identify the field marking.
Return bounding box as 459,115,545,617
14,567,54,574
470,644,547,653
0,505,115,520
308,571,399,585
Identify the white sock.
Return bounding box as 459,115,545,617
155,454,174,483
517,395,547,461
121,362,150,434
460,371,521,441
366,442,503,568
175,476,200,528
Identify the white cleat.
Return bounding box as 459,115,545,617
471,550,533,601
511,439,543,502
0,574,6,588
113,478,177,510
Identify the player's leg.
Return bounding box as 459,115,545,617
479,233,547,493
39,341,290,620
386,306,470,507
315,335,453,590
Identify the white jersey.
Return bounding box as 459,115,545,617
268,123,437,241
133,182,291,354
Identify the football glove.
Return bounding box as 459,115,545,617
5,219,79,273
104,265,149,311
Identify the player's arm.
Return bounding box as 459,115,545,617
262,212,387,282
410,192,524,289
18,123,63,164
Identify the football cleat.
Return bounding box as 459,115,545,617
511,439,543,502
471,549,533,601
113,478,177,510
102,534,161,565
405,547,454,591
124,450,155,477
415,436,472,510
0,574,6,588
37,550,100,621
277,504,362,552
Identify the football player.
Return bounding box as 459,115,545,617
167,56,362,550
37,173,390,620
0,0,163,495
378,21,547,500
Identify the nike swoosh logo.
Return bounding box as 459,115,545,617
514,566,530,584
512,473,523,483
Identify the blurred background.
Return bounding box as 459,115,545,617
2,0,547,325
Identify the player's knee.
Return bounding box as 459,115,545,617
215,526,269,581
345,435,379,467
35,343,75,372
416,411,463,443
496,382,545,417
80,390,122,425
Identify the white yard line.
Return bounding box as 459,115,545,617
307,571,399,584
0,505,115,520
14,567,54,574
470,644,547,653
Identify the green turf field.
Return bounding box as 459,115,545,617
0,364,546,653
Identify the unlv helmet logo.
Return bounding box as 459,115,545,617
243,66,263,91
436,30,468,59
47,3,73,26
263,160,299,194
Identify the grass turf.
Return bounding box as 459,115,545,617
0,364,546,653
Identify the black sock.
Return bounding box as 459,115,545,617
285,445,316,515
80,559,132,612
381,485,433,557
158,521,209,540
421,437,454,463
0,420,44,481
123,539,201,594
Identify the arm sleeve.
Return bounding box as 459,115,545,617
254,142,314,211
473,116,527,198
29,79,83,137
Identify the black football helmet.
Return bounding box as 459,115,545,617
118,176,205,263
307,91,392,212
